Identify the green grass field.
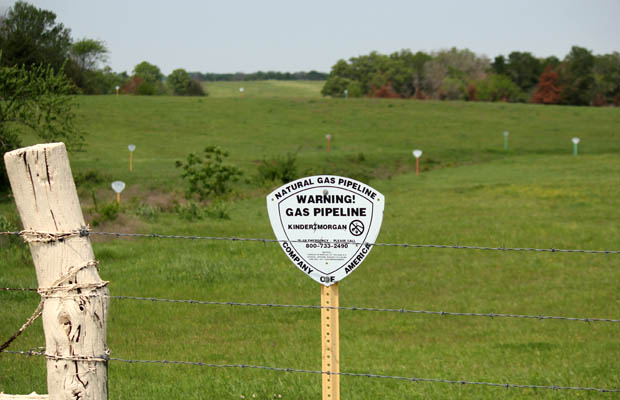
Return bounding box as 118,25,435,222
204,80,324,99
1,82,619,398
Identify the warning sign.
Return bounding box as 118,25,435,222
267,176,384,286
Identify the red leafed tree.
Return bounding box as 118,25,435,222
122,76,143,94
466,83,477,101
371,82,400,98
532,65,561,104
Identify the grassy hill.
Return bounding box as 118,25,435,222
1,86,619,398
204,80,324,98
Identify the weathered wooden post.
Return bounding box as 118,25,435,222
4,143,109,400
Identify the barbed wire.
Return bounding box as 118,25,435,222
2,290,617,323
104,295,620,323
2,349,618,393
2,229,619,254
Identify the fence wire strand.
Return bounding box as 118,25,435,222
108,295,620,323
2,349,618,393
2,290,618,324
2,229,620,254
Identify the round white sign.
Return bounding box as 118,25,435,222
267,176,384,286
115,85,120,90
240,87,244,93
572,137,580,144
503,131,509,137
111,181,126,194
413,149,422,158
128,144,136,152
326,134,332,140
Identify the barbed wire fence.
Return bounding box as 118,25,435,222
1,228,619,394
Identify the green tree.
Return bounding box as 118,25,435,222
70,38,108,71
505,51,543,91
0,61,83,192
167,68,206,96
0,1,71,71
475,74,522,102
592,52,620,105
133,61,163,83
559,46,595,105
131,61,164,95
491,55,506,75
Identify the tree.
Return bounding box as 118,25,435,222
504,51,542,91
592,52,620,105
559,46,595,105
0,61,83,192
70,38,108,71
0,1,71,71
321,59,356,97
167,68,206,96
531,65,561,104
133,61,163,83
491,55,506,75
475,74,521,102
131,61,164,95
423,48,489,99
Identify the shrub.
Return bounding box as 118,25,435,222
257,152,298,184
175,201,204,221
90,201,119,227
175,146,242,200
74,169,109,188
475,74,522,102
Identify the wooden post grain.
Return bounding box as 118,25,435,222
321,283,340,400
4,143,109,400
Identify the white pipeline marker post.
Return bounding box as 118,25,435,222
413,149,423,176
128,144,136,172
326,134,332,153
503,131,509,150
267,176,384,400
4,143,109,400
572,137,580,156
115,85,120,96
111,180,125,205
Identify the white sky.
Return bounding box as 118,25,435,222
3,0,620,75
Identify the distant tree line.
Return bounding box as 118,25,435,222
0,2,205,97
322,48,620,106
190,70,328,82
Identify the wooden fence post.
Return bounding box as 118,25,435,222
321,283,339,400
4,143,109,400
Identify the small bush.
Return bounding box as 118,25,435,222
257,152,298,184
90,201,119,227
74,169,109,188
175,201,204,221
131,203,160,220
175,146,242,201
205,201,230,220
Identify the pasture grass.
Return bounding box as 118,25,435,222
204,80,324,99
1,88,619,398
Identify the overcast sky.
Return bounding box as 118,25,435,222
3,0,620,75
